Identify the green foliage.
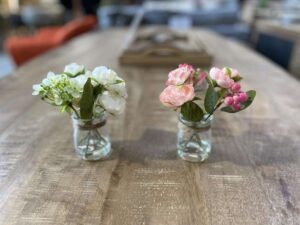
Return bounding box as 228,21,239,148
59,105,68,113
224,67,231,76
63,70,85,78
204,83,218,114
115,79,124,84
181,101,204,122
80,78,94,120
205,75,213,86
63,72,75,77
193,96,201,101
232,76,242,82
93,84,104,99
217,89,227,99
192,71,199,85
221,90,256,113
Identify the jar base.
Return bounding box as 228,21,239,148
177,141,211,162
76,142,111,161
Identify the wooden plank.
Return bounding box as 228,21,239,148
0,29,299,225
119,27,212,67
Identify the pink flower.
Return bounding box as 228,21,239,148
230,68,240,78
224,96,234,106
223,67,240,78
197,72,206,86
159,84,195,108
224,91,248,110
209,67,234,89
231,83,241,92
238,92,248,103
166,64,194,86
209,67,223,80
232,103,241,110
217,75,234,89
233,95,240,104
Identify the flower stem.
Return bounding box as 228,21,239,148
69,104,80,118
204,101,223,121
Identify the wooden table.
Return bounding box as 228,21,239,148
0,28,299,225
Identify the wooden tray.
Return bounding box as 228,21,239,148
119,27,213,67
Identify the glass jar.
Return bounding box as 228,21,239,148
177,114,213,162
72,113,111,161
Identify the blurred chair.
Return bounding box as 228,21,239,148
255,33,294,70
98,0,250,42
4,16,97,66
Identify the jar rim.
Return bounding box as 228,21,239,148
72,112,107,130
71,111,107,122
178,113,213,128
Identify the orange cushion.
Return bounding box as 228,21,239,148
4,16,97,66
5,37,56,66
36,27,60,41
53,16,97,44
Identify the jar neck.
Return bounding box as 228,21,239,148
72,112,107,130
178,113,213,129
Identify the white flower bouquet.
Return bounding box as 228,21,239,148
33,63,127,119
33,63,127,160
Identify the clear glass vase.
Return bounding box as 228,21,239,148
177,114,213,162
72,113,111,161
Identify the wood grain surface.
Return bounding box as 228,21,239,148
0,28,299,225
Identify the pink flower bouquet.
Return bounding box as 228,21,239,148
160,64,256,122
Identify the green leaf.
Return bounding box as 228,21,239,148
232,76,243,82
204,83,218,114
217,89,227,99
205,74,217,86
205,76,213,86
80,78,94,120
63,69,85,78
192,71,199,85
59,105,68,113
93,84,104,99
221,90,256,113
65,106,71,114
114,79,124,84
193,96,201,101
220,106,236,113
181,101,204,122
63,72,74,77
224,67,231,76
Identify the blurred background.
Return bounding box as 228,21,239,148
0,0,300,79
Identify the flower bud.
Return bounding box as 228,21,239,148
231,83,241,92
233,95,240,104
224,96,234,106
238,92,248,103
232,103,241,110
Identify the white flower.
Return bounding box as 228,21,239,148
92,66,127,98
70,74,89,90
64,63,85,76
47,71,55,78
69,71,93,98
54,95,63,105
98,91,126,115
32,84,43,95
32,64,127,117
92,66,120,85
42,71,60,86
107,82,128,98
84,70,98,87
